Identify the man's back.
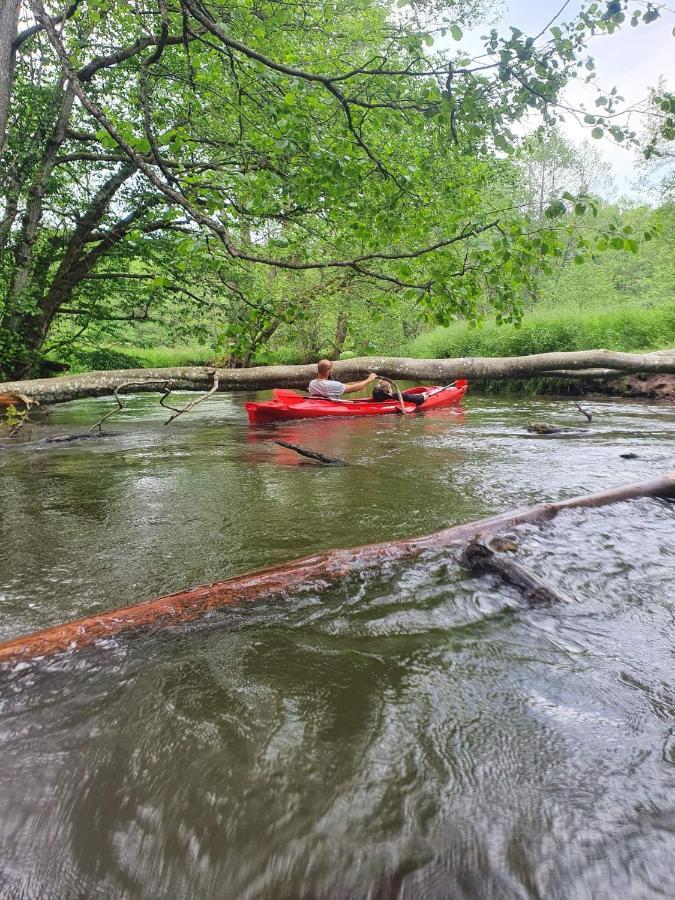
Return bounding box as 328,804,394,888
308,378,345,399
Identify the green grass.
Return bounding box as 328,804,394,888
51,301,674,386
252,345,305,366
55,344,217,373
408,301,675,359
131,345,216,368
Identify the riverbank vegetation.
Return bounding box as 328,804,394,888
44,199,675,372
1,1,673,383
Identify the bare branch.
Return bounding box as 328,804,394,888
274,440,348,466
158,372,219,424
88,380,177,433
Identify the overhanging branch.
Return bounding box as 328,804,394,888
28,0,501,285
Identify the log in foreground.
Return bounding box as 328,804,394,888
1,348,675,406
0,472,672,669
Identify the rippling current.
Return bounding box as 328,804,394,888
0,392,673,899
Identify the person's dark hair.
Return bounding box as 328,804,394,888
372,380,394,402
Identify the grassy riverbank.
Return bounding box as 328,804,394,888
408,300,675,360
52,299,675,376
59,345,216,373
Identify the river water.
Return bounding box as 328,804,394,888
0,392,673,899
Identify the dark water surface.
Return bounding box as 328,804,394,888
0,392,674,899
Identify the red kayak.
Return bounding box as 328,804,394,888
246,380,468,424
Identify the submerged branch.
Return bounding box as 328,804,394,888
274,440,348,466
0,471,672,667
461,537,573,605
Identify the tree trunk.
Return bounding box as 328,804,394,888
0,470,673,666
333,308,348,357
0,0,20,151
2,161,141,379
1,349,674,405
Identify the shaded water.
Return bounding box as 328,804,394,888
0,392,674,899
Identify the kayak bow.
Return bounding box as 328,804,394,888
245,381,468,424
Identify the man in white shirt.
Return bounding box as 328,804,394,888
308,359,377,399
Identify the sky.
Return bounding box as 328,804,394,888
456,0,675,199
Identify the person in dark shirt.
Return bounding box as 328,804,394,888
371,380,428,405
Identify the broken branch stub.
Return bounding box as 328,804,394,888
460,537,573,605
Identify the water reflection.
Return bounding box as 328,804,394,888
0,393,674,898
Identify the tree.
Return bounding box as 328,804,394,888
636,77,675,199
0,0,668,378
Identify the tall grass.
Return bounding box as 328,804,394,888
57,345,216,373
132,346,216,368
408,301,675,359
54,301,674,377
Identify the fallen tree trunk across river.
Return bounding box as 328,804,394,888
1,349,675,406
0,472,672,668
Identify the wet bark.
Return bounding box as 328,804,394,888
0,470,673,667
1,349,675,405
461,537,573,604
274,440,348,466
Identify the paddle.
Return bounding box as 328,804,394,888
425,379,467,398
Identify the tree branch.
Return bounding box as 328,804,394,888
158,372,219,424
12,0,82,50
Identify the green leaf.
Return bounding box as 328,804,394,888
95,129,118,150
544,199,566,219
591,127,604,139
450,24,463,41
